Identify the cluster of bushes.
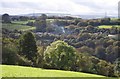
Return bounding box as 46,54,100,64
51,18,119,27
68,25,120,35
42,41,117,77
64,33,119,63
77,18,119,26
4,27,118,64
34,28,119,65
2,37,33,66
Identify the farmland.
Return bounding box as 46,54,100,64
98,25,120,29
2,20,36,31
1,19,54,31
2,23,36,31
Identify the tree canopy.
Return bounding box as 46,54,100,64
18,32,38,65
2,14,11,23
44,40,77,70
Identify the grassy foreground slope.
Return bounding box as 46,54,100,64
1,65,119,79
2,65,103,77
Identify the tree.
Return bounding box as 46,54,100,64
2,38,18,65
74,18,81,25
85,39,95,48
26,21,34,26
40,14,47,20
77,21,88,27
86,25,95,32
113,41,120,47
77,33,91,41
79,46,94,55
95,46,106,60
101,18,110,25
96,60,114,76
54,20,69,26
18,32,38,65
75,54,94,73
44,40,77,70
2,37,33,66
37,46,46,68
34,14,47,32
88,20,99,26
2,13,11,23
19,16,29,21
46,26,54,32
114,58,120,77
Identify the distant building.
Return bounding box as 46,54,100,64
108,34,119,40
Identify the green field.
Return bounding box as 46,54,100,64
98,25,120,29
2,19,54,31
2,23,36,31
11,20,35,25
1,65,118,79
111,18,118,21
2,20,36,31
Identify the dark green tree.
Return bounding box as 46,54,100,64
2,37,33,66
18,32,38,65
2,13,11,23
40,14,47,20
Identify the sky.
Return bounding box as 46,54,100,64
0,0,119,16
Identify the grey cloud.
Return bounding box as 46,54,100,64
0,0,118,15
70,0,118,11
0,2,40,9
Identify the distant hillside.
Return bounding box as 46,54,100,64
17,13,117,19
19,13,71,17
0,13,117,19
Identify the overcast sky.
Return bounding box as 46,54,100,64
0,0,119,15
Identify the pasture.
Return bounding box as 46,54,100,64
1,65,119,79
2,23,36,31
2,65,104,77
98,25,120,29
